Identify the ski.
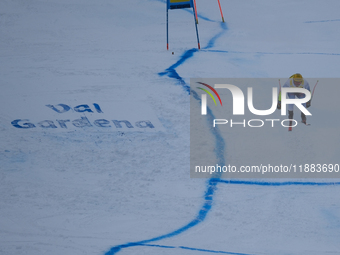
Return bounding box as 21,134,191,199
311,80,319,100
289,121,310,131
307,80,319,107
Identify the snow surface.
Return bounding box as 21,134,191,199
1,0,340,254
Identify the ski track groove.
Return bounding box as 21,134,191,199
103,5,340,255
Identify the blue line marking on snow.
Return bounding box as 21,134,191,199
158,22,229,93
141,244,256,255
104,103,225,254
158,49,198,94
103,4,340,255
218,180,340,186
320,209,340,229
183,8,216,22
202,49,340,56
104,12,228,255
158,6,228,94
204,22,228,50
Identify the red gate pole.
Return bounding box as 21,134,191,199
193,0,198,24
217,0,225,22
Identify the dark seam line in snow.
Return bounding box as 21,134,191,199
305,19,340,23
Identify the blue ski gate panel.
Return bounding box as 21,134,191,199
167,0,193,10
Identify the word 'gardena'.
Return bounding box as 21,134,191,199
11,103,155,129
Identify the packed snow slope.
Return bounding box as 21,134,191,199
1,0,340,255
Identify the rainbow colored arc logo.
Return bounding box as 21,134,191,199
196,82,223,106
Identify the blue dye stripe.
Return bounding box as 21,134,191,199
158,48,197,94
218,179,340,186
202,49,340,56
104,178,223,254
204,22,228,50
103,3,340,255
158,7,228,94
141,244,257,255
104,178,340,255
104,13,228,255
183,8,216,22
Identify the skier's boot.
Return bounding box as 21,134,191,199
288,111,294,131
301,112,307,125
288,110,294,120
